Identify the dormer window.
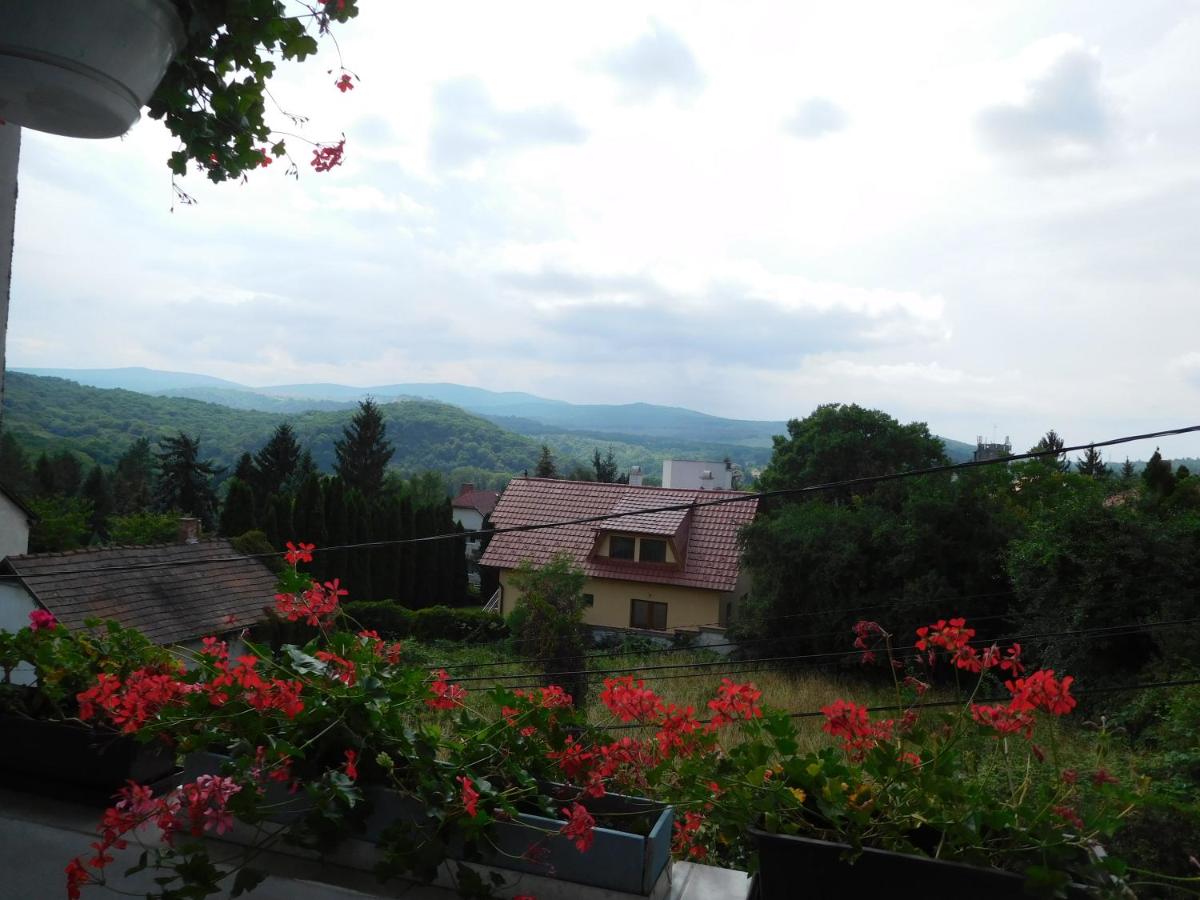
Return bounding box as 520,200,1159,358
610,535,636,560
639,538,667,563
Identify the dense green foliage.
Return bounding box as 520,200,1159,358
737,405,1200,698
342,601,509,643
1,373,539,481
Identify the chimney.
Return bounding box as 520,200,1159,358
629,466,643,487
177,517,201,544
459,482,475,496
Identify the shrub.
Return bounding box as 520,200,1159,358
343,602,507,644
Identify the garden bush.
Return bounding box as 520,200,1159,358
343,601,508,644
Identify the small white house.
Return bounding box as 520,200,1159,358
0,480,34,562
661,459,736,491
451,484,499,584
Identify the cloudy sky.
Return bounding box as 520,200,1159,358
8,1,1200,457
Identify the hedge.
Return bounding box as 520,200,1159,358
342,601,509,644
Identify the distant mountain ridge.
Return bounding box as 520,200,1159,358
12,366,978,463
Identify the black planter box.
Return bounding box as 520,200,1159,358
0,715,176,805
751,826,1049,899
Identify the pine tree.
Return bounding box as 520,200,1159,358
534,445,557,478
51,451,83,497
219,477,257,537
154,433,221,528
254,423,301,501
592,447,619,483
323,477,350,582
80,465,113,541
1121,457,1136,481
1075,445,1110,478
1029,429,1070,473
334,399,394,496
113,438,155,514
1142,449,1176,498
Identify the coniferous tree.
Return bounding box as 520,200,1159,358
1029,429,1070,473
286,449,318,496
292,472,326,548
33,453,56,496
592,447,620,483
219,477,258,537
271,493,294,545
234,453,257,485
51,451,83,497
254,423,301,501
154,433,221,528
323,477,350,581
333,398,394,496
1142,449,1176,498
1121,457,1136,482
260,499,281,548
397,495,416,603
345,490,373,600
1075,445,1110,478
80,465,113,541
0,431,33,496
534,445,557,478
113,438,156,514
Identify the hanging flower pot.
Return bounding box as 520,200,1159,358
0,0,184,139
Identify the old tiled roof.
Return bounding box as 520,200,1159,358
479,478,758,592
3,539,278,645
452,488,499,517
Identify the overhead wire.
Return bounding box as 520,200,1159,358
2,422,1197,581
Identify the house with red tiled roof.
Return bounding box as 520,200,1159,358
451,482,501,585
0,537,278,651
479,478,758,634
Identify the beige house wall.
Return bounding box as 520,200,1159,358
499,570,726,632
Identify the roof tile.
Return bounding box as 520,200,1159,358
479,479,757,592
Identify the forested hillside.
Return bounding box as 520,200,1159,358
1,373,539,479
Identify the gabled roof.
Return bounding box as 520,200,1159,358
0,480,37,523
452,487,499,518
2,539,278,645
479,478,758,592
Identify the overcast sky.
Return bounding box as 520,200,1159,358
8,1,1200,457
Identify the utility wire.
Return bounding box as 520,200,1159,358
595,677,1200,730
430,589,1021,671
451,617,1200,685
3,423,1197,580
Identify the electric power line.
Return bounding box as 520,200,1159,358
3,422,1197,580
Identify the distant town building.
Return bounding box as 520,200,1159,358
973,436,1012,462
662,459,736,490
451,483,500,586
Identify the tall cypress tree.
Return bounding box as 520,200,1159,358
293,472,326,547
219,477,258,537
0,431,33,496
234,452,258,484
113,438,155,514
270,493,294,545
254,423,301,502
534,445,557,478
323,477,350,582
154,433,221,528
333,399,394,496
80,465,113,541
345,490,373,600
397,495,416,604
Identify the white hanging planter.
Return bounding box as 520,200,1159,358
0,0,184,139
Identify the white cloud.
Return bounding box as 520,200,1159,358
977,36,1114,171
600,21,704,103
784,97,848,139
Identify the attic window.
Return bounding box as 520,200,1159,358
639,539,667,563
610,535,636,560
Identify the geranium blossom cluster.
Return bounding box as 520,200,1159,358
820,699,895,761
274,578,348,626
66,776,243,899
